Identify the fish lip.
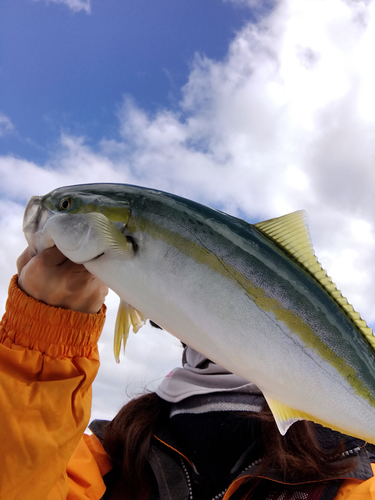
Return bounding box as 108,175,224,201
23,196,54,232
22,196,42,233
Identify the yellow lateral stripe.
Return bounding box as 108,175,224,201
132,213,375,409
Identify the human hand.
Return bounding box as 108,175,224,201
17,247,108,314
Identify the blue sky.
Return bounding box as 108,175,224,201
0,0,257,164
1,0,375,421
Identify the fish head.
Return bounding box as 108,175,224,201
23,184,158,360
23,184,137,264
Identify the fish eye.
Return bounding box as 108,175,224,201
59,197,72,211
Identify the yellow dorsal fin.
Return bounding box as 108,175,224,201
113,299,147,363
254,211,375,350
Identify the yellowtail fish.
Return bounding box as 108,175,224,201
22,183,375,443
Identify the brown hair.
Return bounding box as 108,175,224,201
102,392,357,495
102,392,170,492
253,406,355,480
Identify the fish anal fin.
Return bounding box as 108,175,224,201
114,299,147,363
264,394,308,435
255,211,374,351
264,394,358,439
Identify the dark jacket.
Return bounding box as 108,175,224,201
90,415,375,500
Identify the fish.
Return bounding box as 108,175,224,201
22,183,375,443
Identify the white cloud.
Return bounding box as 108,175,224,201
101,0,375,323
33,0,91,14
2,0,375,418
0,114,15,137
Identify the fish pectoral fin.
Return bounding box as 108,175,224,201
113,300,147,363
263,394,321,435
89,213,136,258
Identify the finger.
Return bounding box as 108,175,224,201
16,247,34,274
37,246,69,267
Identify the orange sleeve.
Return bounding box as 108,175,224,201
334,464,375,499
66,433,112,500
0,276,106,500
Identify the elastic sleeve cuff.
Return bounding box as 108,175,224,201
0,275,107,359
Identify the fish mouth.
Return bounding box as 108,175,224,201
23,196,42,232
23,196,53,233
23,196,54,253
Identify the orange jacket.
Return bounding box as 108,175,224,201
1,276,375,500
0,276,110,499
